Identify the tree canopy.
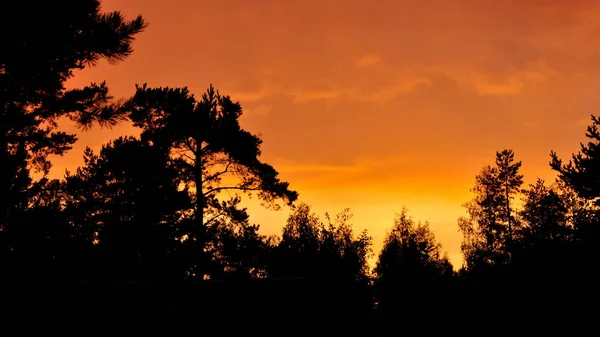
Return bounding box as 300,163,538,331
374,209,454,325
1,0,146,234
127,84,298,278
458,150,524,269
2,0,600,333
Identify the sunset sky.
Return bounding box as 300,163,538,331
53,0,600,267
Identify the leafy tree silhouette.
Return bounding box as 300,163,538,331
0,0,146,279
373,208,455,330
519,179,573,245
456,149,527,325
458,149,524,269
548,114,600,306
8,1,600,332
551,115,600,206
456,145,600,329
503,179,584,306
268,203,372,281
0,178,79,281
207,205,273,280
267,203,374,329
63,136,191,281
127,84,298,278
551,115,600,245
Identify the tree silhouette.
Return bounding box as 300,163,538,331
0,0,146,277
0,177,81,280
373,209,454,328
458,149,524,269
550,115,600,245
519,179,573,245
63,137,190,281
551,115,600,206
548,115,600,302
508,179,577,297
127,84,298,278
264,203,374,328
7,1,600,330
268,203,372,282
207,203,273,280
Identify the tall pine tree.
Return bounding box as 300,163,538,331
0,0,146,231
128,84,298,278
458,149,524,269
0,0,146,270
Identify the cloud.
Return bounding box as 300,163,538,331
285,84,350,103
276,163,363,174
285,70,432,104
224,80,280,103
414,60,558,97
287,88,343,103
468,63,556,96
245,104,272,117
273,155,412,177
355,76,431,102
355,54,382,68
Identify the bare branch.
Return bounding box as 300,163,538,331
203,185,260,197
204,210,226,226
204,161,233,182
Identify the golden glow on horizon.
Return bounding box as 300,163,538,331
51,0,600,268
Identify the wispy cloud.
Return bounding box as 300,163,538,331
414,61,558,97
467,63,557,96
273,155,412,176
284,71,432,104
355,54,382,68
354,76,432,102
276,163,363,174
224,80,280,103
285,85,346,103
245,104,272,117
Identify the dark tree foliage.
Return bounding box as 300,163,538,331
267,203,374,326
127,84,298,278
548,115,600,303
551,115,600,244
458,149,524,269
519,179,573,245
6,1,600,332
508,180,576,298
457,144,599,327
207,206,273,280
373,209,455,328
268,203,372,282
0,178,82,280
0,0,146,250
457,150,534,320
551,115,600,205
62,137,190,281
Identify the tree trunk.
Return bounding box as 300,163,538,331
506,182,512,256
194,149,205,277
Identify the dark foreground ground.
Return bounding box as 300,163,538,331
2,278,376,334
1,278,596,335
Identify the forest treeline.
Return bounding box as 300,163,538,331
2,1,599,332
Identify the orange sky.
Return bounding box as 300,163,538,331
53,0,600,268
